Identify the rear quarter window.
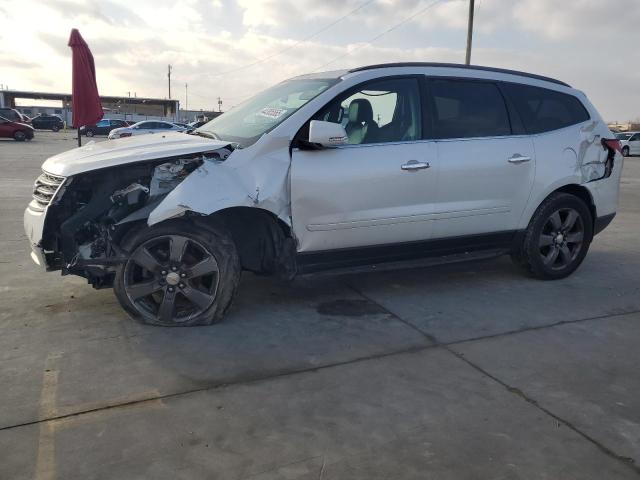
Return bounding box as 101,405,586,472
503,83,590,134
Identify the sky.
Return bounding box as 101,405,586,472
0,0,638,121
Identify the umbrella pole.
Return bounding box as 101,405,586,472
77,128,81,147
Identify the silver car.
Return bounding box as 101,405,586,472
24,62,623,326
108,120,187,139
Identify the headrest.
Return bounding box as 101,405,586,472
348,99,374,124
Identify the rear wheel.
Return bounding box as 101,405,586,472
114,220,241,326
13,130,26,141
52,125,60,132
513,193,593,280
622,146,630,157
86,130,94,137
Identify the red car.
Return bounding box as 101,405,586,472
0,116,35,141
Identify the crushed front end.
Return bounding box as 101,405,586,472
24,148,232,288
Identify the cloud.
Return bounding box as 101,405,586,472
1,0,639,121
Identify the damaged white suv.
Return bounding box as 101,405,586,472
24,63,623,326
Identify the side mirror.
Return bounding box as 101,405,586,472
308,120,348,147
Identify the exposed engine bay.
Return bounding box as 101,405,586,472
41,148,232,288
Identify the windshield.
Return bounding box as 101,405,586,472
196,78,339,147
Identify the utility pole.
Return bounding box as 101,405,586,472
217,97,222,112
465,0,475,65
185,83,188,113
167,64,172,99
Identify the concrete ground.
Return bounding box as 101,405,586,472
1,131,639,479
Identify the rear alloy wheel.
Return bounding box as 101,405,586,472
52,125,60,132
13,130,26,141
114,220,241,326
515,192,593,280
86,130,94,137
622,146,630,157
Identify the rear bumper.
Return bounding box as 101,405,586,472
594,213,616,236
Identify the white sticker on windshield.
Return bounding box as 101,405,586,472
258,107,287,119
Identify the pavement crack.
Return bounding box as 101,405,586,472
447,348,640,476
343,282,640,475
345,281,439,345
0,344,433,432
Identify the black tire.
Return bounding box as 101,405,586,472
86,130,94,137
113,219,241,326
13,130,26,141
622,146,630,157
513,192,593,280
52,125,60,132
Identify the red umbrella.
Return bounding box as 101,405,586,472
68,28,103,146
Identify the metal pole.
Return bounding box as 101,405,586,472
185,83,188,116
465,0,475,65
77,128,81,147
167,64,172,99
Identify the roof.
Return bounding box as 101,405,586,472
348,62,570,87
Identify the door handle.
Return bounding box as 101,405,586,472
508,154,531,164
401,160,430,171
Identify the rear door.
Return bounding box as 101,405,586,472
428,78,536,238
291,76,438,252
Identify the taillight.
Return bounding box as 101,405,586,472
602,138,622,153
119,132,132,138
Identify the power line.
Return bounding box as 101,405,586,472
191,0,376,80
311,0,448,72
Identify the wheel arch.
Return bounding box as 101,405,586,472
194,206,296,277
523,182,596,232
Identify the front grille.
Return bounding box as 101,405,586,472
30,171,66,211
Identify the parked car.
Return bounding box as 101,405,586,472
615,131,639,157
188,120,208,129
24,62,623,326
108,120,187,139
31,114,64,132
81,119,129,137
0,108,23,122
0,115,34,141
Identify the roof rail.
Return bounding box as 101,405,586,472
348,62,570,87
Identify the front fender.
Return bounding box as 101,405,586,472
147,146,291,227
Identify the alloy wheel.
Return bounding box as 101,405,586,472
538,208,584,271
123,235,220,324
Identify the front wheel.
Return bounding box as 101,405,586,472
86,130,94,137
52,125,60,132
13,130,26,141
513,193,593,280
114,220,241,326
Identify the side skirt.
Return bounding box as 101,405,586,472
295,231,520,275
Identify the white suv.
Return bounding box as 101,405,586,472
24,63,623,326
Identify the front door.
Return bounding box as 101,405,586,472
291,77,438,253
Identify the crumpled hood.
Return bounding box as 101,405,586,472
42,131,231,176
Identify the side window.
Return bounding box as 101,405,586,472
630,134,640,142
97,120,109,127
157,122,172,129
503,83,590,134
429,79,511,139
313,78,422,145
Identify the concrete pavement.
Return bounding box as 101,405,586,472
1,132,638,479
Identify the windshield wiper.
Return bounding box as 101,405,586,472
192,130,219,140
